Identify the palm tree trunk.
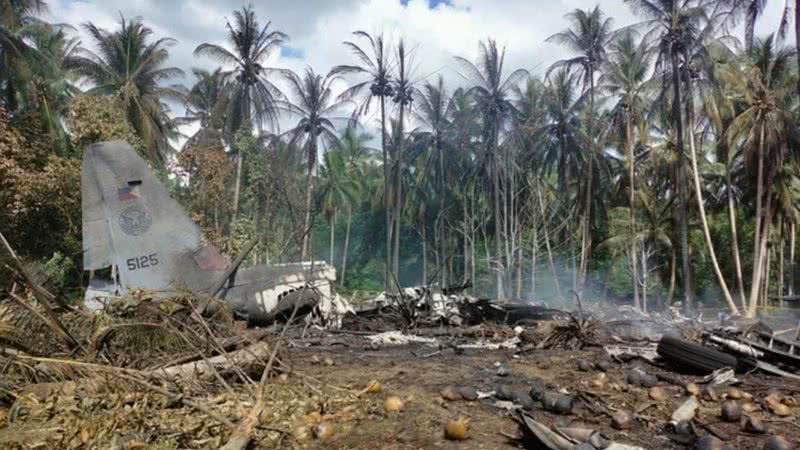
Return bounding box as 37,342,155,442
492,126,504,299
668,247,676,305
422,225,428,284
671,47,692,312
579,71,596,289
301,139,316,260
686,79,739,315
393,102,404,284
779,222,785,308
439,142,447,287
341,207,351,286
537,186,561,299
470,192,476,291
795,0,800,96
627,109,641,311
728,170,747,310
233,153,243,220
381,95,391,291
329,210,336,265
641,244,648,313
790,222,796,296
463,195,469,284
531,223,538,297
748,124,767,317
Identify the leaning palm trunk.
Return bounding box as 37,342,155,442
537,186,561,299
747,125,768,317
686,79,739,315
727,171,748,310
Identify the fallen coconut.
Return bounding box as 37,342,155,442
595,360,612,372
686,383,701,397
742,416,767,434
323,357,335,367
444,417,470,441
649,386,668,402
313,422,335,441
553,395,574,415
769,403,792,417
577,360,593,372
458,386,479,401
365,380,382,394
591,373,608,389
721,401,741,422
384,396,404,413
694,435,725,450
440,386,463,402
611,410,633,430
495,385,514,401
726,388,743,400
742,402,759,413
764,436,794,450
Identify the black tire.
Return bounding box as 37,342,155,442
657,335,739,374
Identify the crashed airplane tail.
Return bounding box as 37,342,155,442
82,140,346,324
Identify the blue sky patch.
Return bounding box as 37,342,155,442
280,46,305,59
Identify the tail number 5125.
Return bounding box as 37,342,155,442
126,253,159,271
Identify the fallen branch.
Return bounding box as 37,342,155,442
220,302,299,450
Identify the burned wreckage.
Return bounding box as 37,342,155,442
58,141,800,449
81,140,345,324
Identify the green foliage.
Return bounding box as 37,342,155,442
67,95,145,155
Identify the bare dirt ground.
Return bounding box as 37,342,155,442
279,331,800,450
1,321,798,449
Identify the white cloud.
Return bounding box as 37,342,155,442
45,0,790,143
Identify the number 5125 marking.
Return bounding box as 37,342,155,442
126,253,159,271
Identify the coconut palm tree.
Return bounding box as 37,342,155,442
280,67,347,260
600,31,654,309
727,34,797,316
318,149,359,269
332,31,394,289
195,6,287,217
180,68,228,135
0,0,48,111
547,6,615,287
22,23,82,154
390,38,416,282
194,6,286,134
624,0,713,311
413,75,454,285
455,39,528,299
71,16,184,164
334,127,372,284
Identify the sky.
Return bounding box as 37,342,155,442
45,0,789,139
